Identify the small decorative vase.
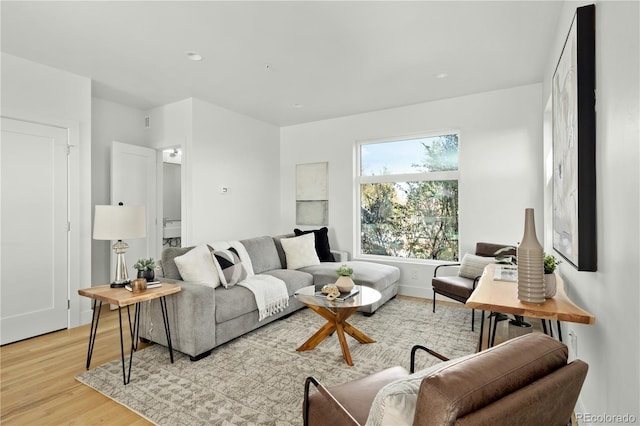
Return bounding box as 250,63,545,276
137,269,155,282
132,278,147,293
544,274,557,298
336,276,355,292
517,208,545,304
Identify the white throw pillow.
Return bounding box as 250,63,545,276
458,253,496,279
365,353,478,426
174,244,221,288
365,360,455,426
280,233,320,270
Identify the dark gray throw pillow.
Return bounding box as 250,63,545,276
293,227,335,262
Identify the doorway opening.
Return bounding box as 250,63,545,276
161,147,182,248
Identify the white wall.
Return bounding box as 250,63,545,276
542,1,640,422
146,98,281,245
187,98,281,243
1,53,92,327
90,97,148,283
280,84,544,297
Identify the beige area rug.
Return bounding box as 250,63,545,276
76,298,478,425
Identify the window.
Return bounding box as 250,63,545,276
357,133,459,261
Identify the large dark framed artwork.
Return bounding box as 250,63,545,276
552,4,596,271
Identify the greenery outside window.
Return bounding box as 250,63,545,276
357,133,459,261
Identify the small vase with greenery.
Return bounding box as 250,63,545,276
133,258,159,282
543,253,560,298
335,264,354,292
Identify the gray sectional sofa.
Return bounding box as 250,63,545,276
138,234,400,361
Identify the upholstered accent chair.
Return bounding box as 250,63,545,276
432,242,516,331
303,333,588,426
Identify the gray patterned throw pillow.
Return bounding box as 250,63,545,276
211,247,248,288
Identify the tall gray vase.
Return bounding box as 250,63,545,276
517,208,545,304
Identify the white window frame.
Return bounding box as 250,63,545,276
355,131,460,263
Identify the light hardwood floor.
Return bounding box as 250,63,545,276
1,304,153,425
0,297,540,425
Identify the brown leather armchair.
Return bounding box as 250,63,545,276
303,333,587,426
432,242,516,331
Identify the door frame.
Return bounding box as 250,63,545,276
1,112,82,329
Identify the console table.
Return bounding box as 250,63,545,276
78,283,181,384
466,264,595,349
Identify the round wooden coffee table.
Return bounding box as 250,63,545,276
294,285,381,366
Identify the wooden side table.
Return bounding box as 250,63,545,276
78,283,181,385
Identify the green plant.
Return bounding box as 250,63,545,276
336,264,353,277
544,253,560,274
133,258,158,272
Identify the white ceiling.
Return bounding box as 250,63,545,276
1,1,563,126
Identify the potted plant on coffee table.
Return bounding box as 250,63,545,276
133,258,159,282
335,264,354,292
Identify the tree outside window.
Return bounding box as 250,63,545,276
358,133,459,261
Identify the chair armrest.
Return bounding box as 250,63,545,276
473,275,481,289
433,263,461,277
410,345,450,373
304,376,360,426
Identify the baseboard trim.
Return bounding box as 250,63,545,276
398,283,457,304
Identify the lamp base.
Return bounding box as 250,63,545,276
110,280,130,288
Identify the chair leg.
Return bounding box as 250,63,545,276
471,308,475,332
432,291,436,313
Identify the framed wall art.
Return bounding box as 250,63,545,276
296,162,328,226
552,4,596,271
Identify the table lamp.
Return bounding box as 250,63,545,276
93,203,146,287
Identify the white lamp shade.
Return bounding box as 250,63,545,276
93,205,146,240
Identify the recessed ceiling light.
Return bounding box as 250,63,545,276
186,51,203,61
435,73,448,79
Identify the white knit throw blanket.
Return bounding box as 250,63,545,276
238,274,289,321
209,240,289,321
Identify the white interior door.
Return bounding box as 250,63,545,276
1,117,69,344
111,142,157,280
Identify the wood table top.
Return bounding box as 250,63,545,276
466,264,595,325
78,283,181,307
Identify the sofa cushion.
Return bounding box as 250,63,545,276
294,227,335,262
458,253,495,279
280,233,321,269
173,245,221,287
211,247,248,288
261,269,314,296
300,261,400,292
215,285,257,323
240,236,283,273
161,246,194,280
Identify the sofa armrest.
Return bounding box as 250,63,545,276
331,249,349,262
138,280,216,358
